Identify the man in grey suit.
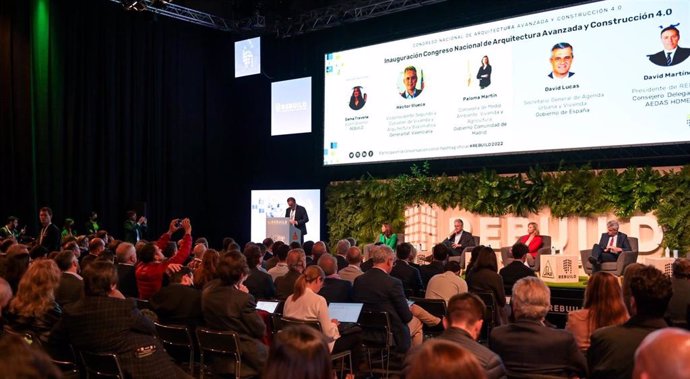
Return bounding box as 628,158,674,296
438,293,506,379
54,250,83,307
490,277,586,378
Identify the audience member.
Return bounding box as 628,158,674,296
622,262,645,314
193,248,219,289
405,339,487,379
499,242,536,294
150,267,202,327
465,245,484,280
267,243,290,281
438,293,506,379
426,260,468,304
588,265,672,379
391,242,424,297
115,242,139,298
5,259,62,357
262,237,274,262
633,328,690,379
136,218,192,299
54,250,84,306
334,239,350,271
420,243,449,287
310,241,327,266
51,261,188,378
123,210,147,244
264,325,332,379
4,244,30,293
666,258,690,326
467,246,507,323
243,243,276,300
187,243,206,270
80,237,105,270
275,248,306,300
490,277,586,378
29,244,50,261
566,271,629,350
0,333,62,379
353,244,415,353
283,265,362,368
317,253,352,303
201,250,267,377
264,240,285,270
338,246,364,284
37,207,61,253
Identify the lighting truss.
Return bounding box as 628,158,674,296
275,0,448,38
110,0,232,32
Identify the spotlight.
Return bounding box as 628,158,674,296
122,0,147,11
151,0,172,7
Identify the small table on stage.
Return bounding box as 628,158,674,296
645,257,675,277
540,255,579,284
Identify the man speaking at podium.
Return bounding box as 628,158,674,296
285,197,308,244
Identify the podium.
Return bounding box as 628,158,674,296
266,217,301,244
540,255,578,283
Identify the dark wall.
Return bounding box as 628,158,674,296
2,0,688,246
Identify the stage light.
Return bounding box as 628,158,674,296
122,0,146,12
151,0,173,7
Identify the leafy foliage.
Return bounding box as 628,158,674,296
326,163,686,256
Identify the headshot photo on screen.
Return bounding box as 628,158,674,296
648,25,690,67
349,86,367,110
476,55,492,89
548,42,575,79
399,65,424,99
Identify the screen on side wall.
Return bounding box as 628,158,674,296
235,37,261,78
272,77,313,136
250,189,321,242
323,0,690,165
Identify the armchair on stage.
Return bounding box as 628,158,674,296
448,236,481,269
499,235,552,272
580,237,639,276
266,217,301,244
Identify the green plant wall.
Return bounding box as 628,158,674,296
326,164,688,255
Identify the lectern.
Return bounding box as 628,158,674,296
266,217,301,244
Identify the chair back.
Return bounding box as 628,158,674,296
472,291,498,343
79,350,125,379
196,328,242,379
628,237,639,252
540,235,552,250
409,297,446,337
357,311,394,348
279,317,322,332
154,322,195,374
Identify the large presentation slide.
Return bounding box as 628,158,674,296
323,0,690,165
250,189,321,242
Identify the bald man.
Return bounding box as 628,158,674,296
633,328,690,379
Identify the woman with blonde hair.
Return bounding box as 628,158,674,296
5,259,62,355
566,271,629,350
283,265,362,369
517,222,543,266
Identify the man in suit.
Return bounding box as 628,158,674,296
446,218,475,256
438,293,507,379
353,244,415,353
123,210,147,244
588,220,632,269
338,246,364,284
80,237,105,271
318,254,352,303
499,243,536,295
420,243,450,287
489,277,586,378
54,250,83,307
115,242,138,298
633,328,690,379
390,242,424,297
588,265,672,379
548,42,575,79
150,267,203,327
37,207,61,252
400,66,423,98
274,249,305,300
648,26,690,67
243,244,275,300
309,241,327,267
51,261,188,379
285,197,308,244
